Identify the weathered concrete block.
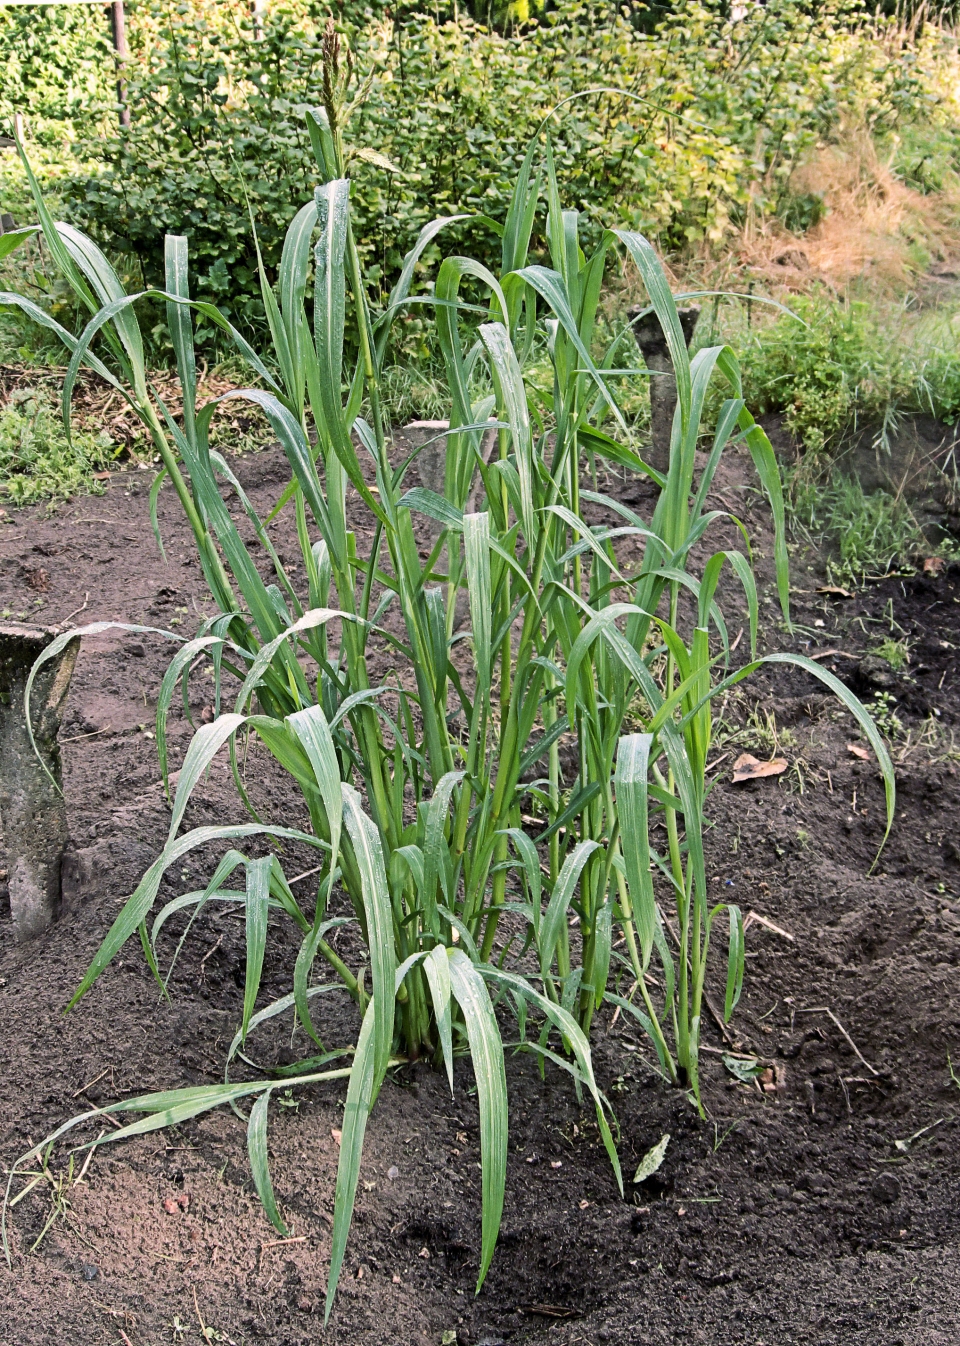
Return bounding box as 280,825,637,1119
0,625,79,940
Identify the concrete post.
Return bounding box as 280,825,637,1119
0,626,79,941
629,305,700,476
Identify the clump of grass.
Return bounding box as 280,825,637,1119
2,91,895,1320
0,387,118,505
873,636,910,671
789,466,928,584
737,294,915,454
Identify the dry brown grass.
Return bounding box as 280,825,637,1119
730,127,960,297
0,362,263,455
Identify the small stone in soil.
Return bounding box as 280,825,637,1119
871,1173,902,1204
387,1165,399,1180
80,1264,98,1281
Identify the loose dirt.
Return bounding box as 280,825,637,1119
0,439,957,1346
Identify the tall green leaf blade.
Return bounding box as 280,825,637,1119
0,226,38,260
463,512,492,690
615,734,657,967
247,1088,288,1235
243,857,272,1042
168,714,246,841
422,771,465,938
68,822,328,1008
325,1002,376,1322
164,236,198,448
423,944,454,1093
288,705,343,878
341,786,396,1088
480,321,536,547
539,840,600,978
479,965,622,1192
447,950,508,1292
725,904,745,1020
608,230,691,424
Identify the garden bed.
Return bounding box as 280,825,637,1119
0,439,958,1346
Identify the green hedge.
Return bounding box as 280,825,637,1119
2,0,946,341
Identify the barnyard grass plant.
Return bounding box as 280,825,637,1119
1,41,893,1315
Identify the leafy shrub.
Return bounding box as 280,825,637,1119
0,386,116,505
46,0,935,339
0,2,114,146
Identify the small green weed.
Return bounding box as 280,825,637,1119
870,691,904,741
872,637,911,671
0,388,118,505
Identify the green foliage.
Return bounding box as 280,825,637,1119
3,110,893,1316
0,386,117,505
44,0,937,339
738,295,916,453
0,3,114,145
790,466,927,582
887,118,960,195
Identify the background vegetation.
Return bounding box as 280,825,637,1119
3,0,960,566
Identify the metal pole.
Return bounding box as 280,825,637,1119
110,1,131,128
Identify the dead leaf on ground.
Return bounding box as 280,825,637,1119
817,585,852,597
847,743,870,760
330,1128,342,1147
923,556,945,575
731,753,788,782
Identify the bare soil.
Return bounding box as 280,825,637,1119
0,439,958,1346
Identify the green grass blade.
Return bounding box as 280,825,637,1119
463,512,492,690
288,705,343,879
69,822,328,1009
447,949,508,1292
724,904,745,1020
480,965,622,1192
539,840,600,979
500,828,542,934
422,770,465,939
761,653,895,846
341,785,396,1089
164,236,198,448
247,1088,288,1235
615,734,657,967
168,714,246,841
609,230,690,424
423,944,454,1092
0,226,38,260
243,856,272,1043
325,1001,376,1322
156,636,225,794
479,322,536,547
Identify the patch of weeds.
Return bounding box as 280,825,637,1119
789,467,928,585
738,294,913,454
378,359,450,426
869,691,904,741
777,189,826,234
0,387,119,505
713,700,794,757
887,121,960,197
872,636,911,671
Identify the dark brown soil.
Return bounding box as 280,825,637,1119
0,441,958,1346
